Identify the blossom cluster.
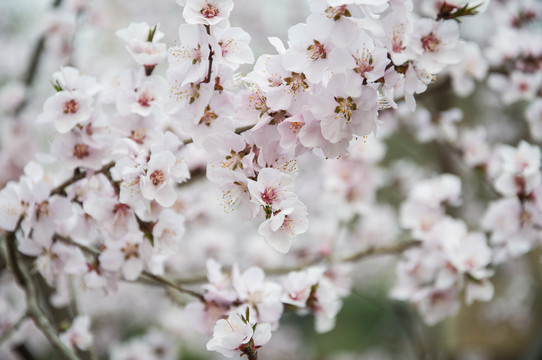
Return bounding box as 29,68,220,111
2,0,542,358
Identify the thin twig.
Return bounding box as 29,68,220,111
203,25,214,84
49,161,115,197
56,235,204,301
183,124,255,145
340,240,419,263
174,240,420,285
141,272,204,301
67,276,80,317
0,312,28,346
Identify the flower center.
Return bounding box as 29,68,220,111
248,90,269,116
284,72,309,95
35,201,50,221
121,242,139,259
201,4,219,19
421,32,440,52
334,96,357,122
353,51,374,77
280,215,294,233
261,187,278,205
113,203,130,214
150,169,166,186
224,149,245,171
325,5,351,21
129,129,147,144
73,143,89,159
199,105,218,126
63,99,79,114
288,121,303,134
138,93,154,107
307,40,327,61
391,23,406,53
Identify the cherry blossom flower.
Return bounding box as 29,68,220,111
40,90,93,134
116,22,167,69
60,315,93,351
99,234,147,281
492,140,541,197
382,9,414,65
116,71,168,117
247,167,296,210
281,266,324,307
258,199,309,253
309,74,378,144
411,18,463,73
181,0,234,26
167,24,214,87
282,19,349,84
206,310,271,358
232,264,283,327
525,98,542,141
140,150,189,207
213,23,255,70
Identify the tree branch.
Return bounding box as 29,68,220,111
56,235,204,301
174,240,421,285
49,161,115,197
340,240,419,263
0,312,28,347
4,230,82,360
203,25,214,84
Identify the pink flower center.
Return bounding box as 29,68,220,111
121,242,139,259
288,289,307,301
113,203,130,214
307,40,327,61
150,169,166,186
261,187,278,205
354,52,374,77
201,4,219,19
73,143,89,159
391,24,406,53
138,93,154,107
421,32,440,52
63,99,79,114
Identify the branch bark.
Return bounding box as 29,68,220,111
4,229,82,360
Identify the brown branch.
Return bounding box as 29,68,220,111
0,312,28,346
55,235,204,301
340,240,419,263
203,24,214,84
182,124,255,145
46,125,253,197
49,161,115,197
173,240,420,285
141,272,204,301
4,230,82,360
